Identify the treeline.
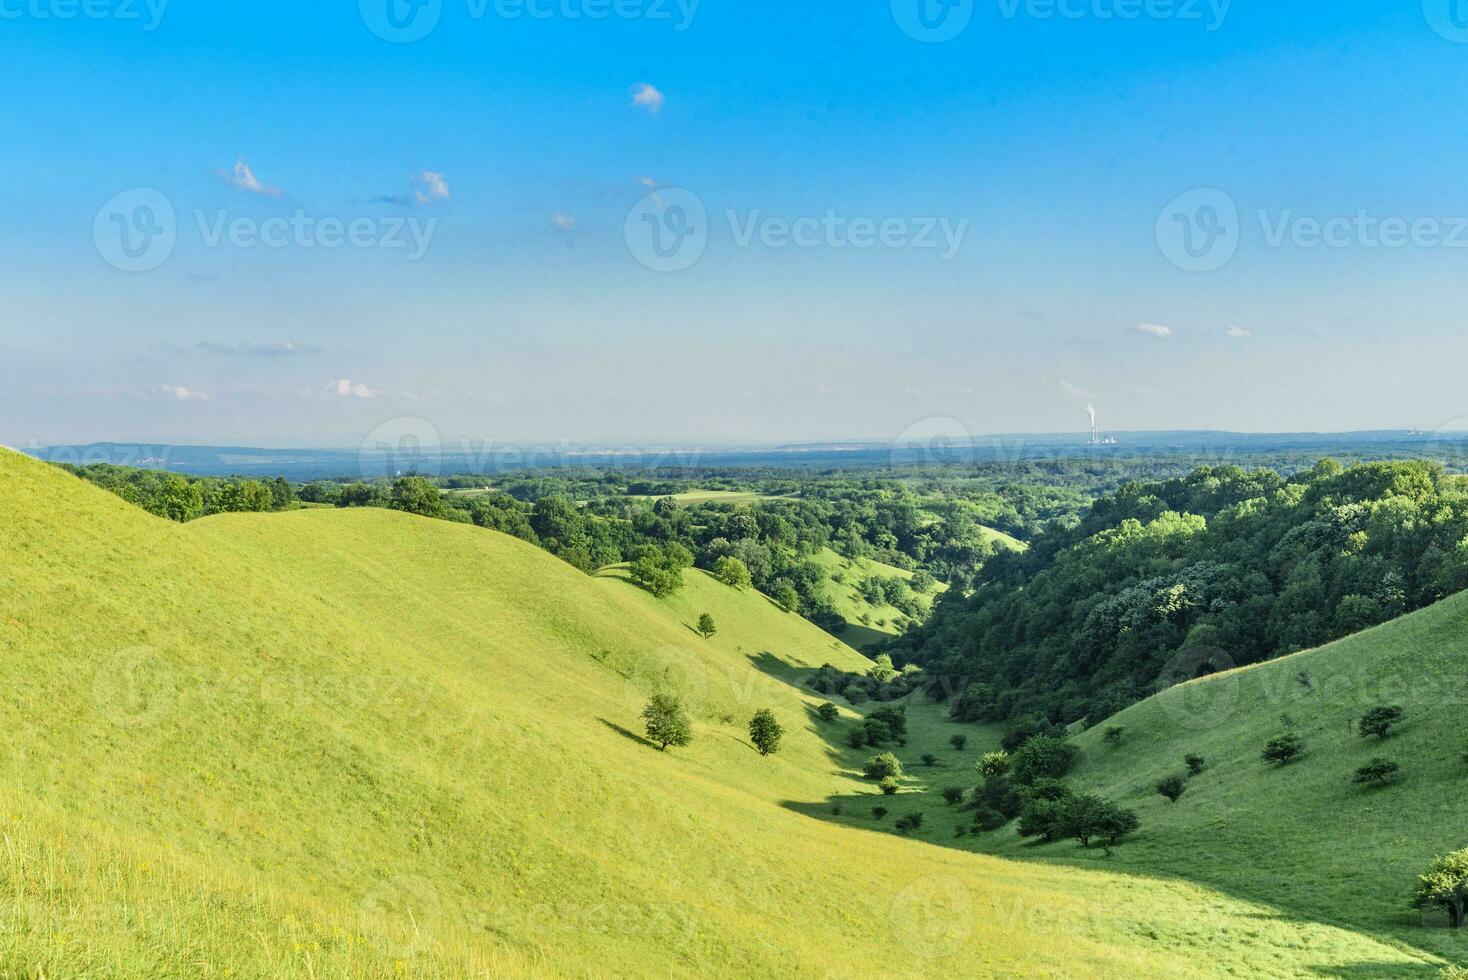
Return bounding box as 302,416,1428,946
60,464,295,521
892,460,1468,727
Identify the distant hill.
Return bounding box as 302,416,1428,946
0,449,1444,976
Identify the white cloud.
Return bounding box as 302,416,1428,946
1226,325,1254,338
374,171,451,207
213,157,282,197
154,384,209,402
549,212,576,231
629,83,665,114
330,379,377,399
1136,323,1174,339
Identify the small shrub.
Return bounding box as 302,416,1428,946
863,718,893,746
1296,670,1313,690
949,734,968,751
748,709,784,756
1156,774,1187,803
1262,733,1304,766
921,753,938,767
880,777,901,796
973,806,1008,832
1358,705,1405,740
942,786,964,805
1009,735,1079,785
976,750,1010,779
1184,754,1206,776
641,693,693,751
864,753,903,781
1102,726,1125,747
848,726,869,749
695,613,717,639
816,702,840,723
871,806,888,820
1353,758,1401,787
894,813,924,835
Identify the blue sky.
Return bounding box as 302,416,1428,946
3,1,1468,448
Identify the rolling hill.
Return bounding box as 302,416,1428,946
0,448,1449,977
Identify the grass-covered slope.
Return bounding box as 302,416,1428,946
0,449,1445,977
966,595,1468,966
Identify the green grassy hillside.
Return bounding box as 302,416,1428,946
0,449,1448,977
824,595,1468,971
806,548,945,650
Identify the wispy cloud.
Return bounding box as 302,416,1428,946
197,340,321,357
1225,325,1254,338
330,379,377,399
629,83,665,114
549,212,576,231
213,157,282,197
374,171,451,207
153,384,209,402
1135,323,1174,339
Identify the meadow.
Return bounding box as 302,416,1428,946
0,448,1454,976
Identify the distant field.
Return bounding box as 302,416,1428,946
627,489,799,506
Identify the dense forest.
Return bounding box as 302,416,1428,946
888,460,1468,727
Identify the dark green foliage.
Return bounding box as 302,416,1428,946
977,773,1023,820
1262,733,1304,766
922,754,938,767
748,709,783,756
695,613,717,639
949,734,968,751
1008,735,1079,785
1000,718,1067,752
894,813,923,834
389,477,445,518
1353,758,1400,786
1066,795,1141,849
847,726,870,749
865,705,908,738
973,806,1009,832
1017,795,1071,842
863,753,902,781
903,460,1468,726
1102,726,1125,747
816,702,840,723
942,786,964,805
1358,705,1405,740
862,719,892,746
880,777,900,795
641,693,692,751
628,545,687,597
1156,774,1187,803
871,806,888,820
1412,848,1468,929
1184,753,1206,776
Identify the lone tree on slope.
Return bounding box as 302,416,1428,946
1358,705,1405,740
749,709,784,756
1413,848,1468,929
695,613,717,639
642,693,693,751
